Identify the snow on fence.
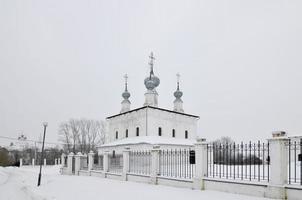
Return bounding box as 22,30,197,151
61,134,302,200
108,153,123,174
206,141,270,182
287,138,302,185
129,150,151,175
159,149,195,179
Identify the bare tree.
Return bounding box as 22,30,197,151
58,122,71,152
58,118,106,153
69,119,81,153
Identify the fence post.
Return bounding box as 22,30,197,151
151,145,160,184
267,132,289,199
74,152,82,175
193,138,207,190
32,158,35,167
88,151,95,171
103,151,110,174
122,147,130,181
44,158,46,166
67,152,74,175
19,158,22,167
61,153,66,166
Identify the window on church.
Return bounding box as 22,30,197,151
158,127,162,136
116,131,118,139
126,129,128,138
136,127,139,136
172,129,175,138
185,130,188,139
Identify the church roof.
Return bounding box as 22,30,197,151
106,106,200,119
99,136,196,147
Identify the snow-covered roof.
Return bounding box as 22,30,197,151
99,136,196,148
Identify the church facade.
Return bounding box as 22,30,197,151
98,53,199,154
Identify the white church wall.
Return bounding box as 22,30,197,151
147,108,198,140
107,109,147,143
106,107,198,145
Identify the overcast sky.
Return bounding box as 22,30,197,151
0,0,302,145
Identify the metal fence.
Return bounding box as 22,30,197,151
206,141,270,182
288,139,302,185
80,155,88,170
108,153,123,174
129,150,151,175
63,156,67,167
159,149,195,179
92,154,104,171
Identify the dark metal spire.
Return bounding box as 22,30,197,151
176,73,180,90
148,52,155,78
124,74,128,91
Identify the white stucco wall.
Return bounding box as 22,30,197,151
106,106,199,144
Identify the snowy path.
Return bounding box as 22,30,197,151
0,166,276,200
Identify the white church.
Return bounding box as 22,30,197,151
98,53,199,154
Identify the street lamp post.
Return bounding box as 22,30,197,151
37,122,48,186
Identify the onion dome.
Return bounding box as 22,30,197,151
144,52,160,90
122,74,131,100
174,73,183,99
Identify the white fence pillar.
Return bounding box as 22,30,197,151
74,152,82,175
67,152,74,175
193,138,207,190
122,147,130,181
103,151,109,173
151,145,160,184
88,151,95,171
32,158,35,167
267,132,289,199
19,158,23,167
61,153,66,166
44,158,47,166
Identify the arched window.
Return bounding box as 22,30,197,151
125,129,128,138
185,130,188,139
172,129,175,138
115,131,118,139
158,127,162,136
136,127,139,136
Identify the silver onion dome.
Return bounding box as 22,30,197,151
174,89,183,99
122,90,130,99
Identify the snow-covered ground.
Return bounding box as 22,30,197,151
0,166,276,200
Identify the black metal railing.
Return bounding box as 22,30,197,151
63,156,67,167
108,154,123,174
159,149,195,179
206,141,270,182
92,155,104,171
80,155,88,170
129,150,151,175
288,138,302,185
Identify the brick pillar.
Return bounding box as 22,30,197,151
67,152,74,175
267,132,289,199
193,138,207,190
122,147,130,181
151,145,160,184
88,151,95,171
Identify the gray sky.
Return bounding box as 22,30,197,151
0,0,302,144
